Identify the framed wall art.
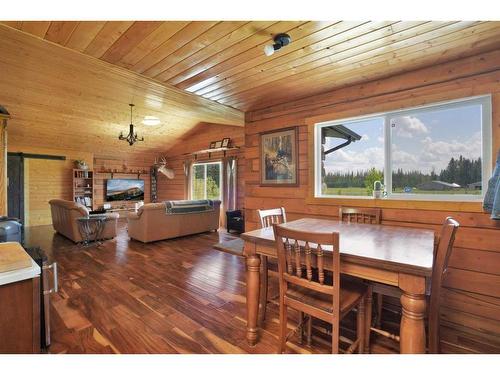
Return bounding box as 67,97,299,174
260,127,299,186
221,137,230,147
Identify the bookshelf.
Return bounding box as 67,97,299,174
73,169,94,210
150,166,158,203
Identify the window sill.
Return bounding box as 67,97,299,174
306,195,484,213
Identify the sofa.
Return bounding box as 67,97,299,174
49,199,119,243
127,200,221,243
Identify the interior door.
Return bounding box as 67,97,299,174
7,153,24,222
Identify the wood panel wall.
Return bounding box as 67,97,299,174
0,24,243,226
5,144,157,226
245,49,500,354
6,145,93,226
0,25,243,161
159,123,245,210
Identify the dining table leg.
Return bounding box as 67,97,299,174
246,254,261,346
399,274,427,354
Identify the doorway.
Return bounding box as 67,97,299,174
7,153,24,223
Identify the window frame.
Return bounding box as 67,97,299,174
190,161,223,201
314,95,492,202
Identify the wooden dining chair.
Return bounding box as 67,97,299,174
256,207,287,323
258,207,287,228
339,207,381,224
364,217,459,353
273,224,368,354
339,206,381,351
428,217,459,353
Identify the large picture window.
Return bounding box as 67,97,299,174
314,96,492,201
191,161,222,200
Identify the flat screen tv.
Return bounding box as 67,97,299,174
106,179,145,202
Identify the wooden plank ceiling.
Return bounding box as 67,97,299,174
0,24,243,159
2,21,500,113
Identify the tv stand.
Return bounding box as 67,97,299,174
105,207,136,219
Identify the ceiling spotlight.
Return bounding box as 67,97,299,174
142,116,160,126
263,33,292,56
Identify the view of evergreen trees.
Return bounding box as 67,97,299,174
323,155,482,189
438,155,482,187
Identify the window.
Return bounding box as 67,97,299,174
191,161,222,200
315,96,492,201
319,117,384,197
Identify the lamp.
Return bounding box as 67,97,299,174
142,116,160,126
263,33,292,56
118,104,144,146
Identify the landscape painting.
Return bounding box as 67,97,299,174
260,127,298,186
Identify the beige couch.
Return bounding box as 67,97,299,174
127,200,221,243
49,199,119,243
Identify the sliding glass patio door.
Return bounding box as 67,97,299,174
191,161,222,201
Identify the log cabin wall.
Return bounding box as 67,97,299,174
244,49,500,353
158,123,245,209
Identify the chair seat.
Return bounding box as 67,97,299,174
286,278,367,317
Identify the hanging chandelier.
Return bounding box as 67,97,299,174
118,104,144,146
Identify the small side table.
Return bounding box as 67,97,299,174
77,215,109,247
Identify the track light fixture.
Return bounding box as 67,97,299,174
263,33,292,56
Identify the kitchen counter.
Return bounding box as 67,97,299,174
0,241,40,286
0,257,40,286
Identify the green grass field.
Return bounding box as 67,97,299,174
322,187,482,196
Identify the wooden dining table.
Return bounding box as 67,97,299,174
240,217,435,354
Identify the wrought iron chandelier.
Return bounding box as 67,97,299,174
118,104,144,146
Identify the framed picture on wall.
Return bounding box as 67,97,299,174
214,140,222,148
209,141,216,149
221,137,230,147
259,127,299,186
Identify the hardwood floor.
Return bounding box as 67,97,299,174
23,223,399,354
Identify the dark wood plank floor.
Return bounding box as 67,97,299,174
23,223,399,354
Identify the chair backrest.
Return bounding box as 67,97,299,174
428,217,459,353
273,224,340,322
258,207,287,228
339,207,381,224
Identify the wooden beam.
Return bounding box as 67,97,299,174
7,152,66,161
0,115,8,216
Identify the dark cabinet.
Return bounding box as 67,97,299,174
0,276,40,353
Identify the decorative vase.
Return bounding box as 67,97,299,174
75,160,88,170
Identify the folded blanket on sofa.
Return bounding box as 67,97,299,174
165,199,215,214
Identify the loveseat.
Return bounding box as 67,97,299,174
49,199,119,243
127,200,221,243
